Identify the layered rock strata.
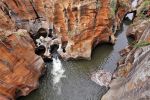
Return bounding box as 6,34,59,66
0,0,131,99
102,0,150,99
0,6,44,100
0,30,44,100
0,0,130,60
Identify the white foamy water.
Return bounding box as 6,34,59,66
52,57,66,85
132,0,138,8
51,57,66,95
126,13,134,20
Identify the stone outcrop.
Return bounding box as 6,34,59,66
0,0,131,99
0,7,44,100
91,70,112,87
0,30,44,100
102,1,150,100
0,0,131,60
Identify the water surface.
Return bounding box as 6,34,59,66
18,23,130,100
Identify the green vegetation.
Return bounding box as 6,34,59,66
13,30,27,37
119,1,128,8
96,0,101,9
110,0,117,18
142,0,150,8
0,35,10,48
139,13,146,19
0,35,7,42
68,30,75,36
134,41,150,48
139,0,150,19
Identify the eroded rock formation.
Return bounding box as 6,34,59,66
0,30,44,99
0,30,44,100
102,0,150,99
0,0,130,60
0,6,44,100
0,0,131,99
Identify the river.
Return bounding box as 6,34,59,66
18,22,131,100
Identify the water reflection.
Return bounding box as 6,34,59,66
103,24,129,73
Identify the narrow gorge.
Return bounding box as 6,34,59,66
0,0,149,100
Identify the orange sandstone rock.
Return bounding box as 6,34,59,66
0,30,44,100
0,0,130,59
0,0,130,99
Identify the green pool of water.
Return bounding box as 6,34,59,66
18,23,130,100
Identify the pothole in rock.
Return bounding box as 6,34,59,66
124,11,137,22
30,27,65,62
35,45,46,55
61,41,68,53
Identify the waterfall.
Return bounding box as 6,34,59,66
51,57,66,84
124,0,138,21
51,57,66,95
126,13,134,20
132,0,138,8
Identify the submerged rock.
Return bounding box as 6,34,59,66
91,70,112,87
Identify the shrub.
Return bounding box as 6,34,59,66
68,30,75,36
0,35,7,42
110,0,117,18
134,41,150,48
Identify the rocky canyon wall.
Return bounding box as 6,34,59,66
0,2,44,99
102,0,150,100
0,0,131,99
0,0,131,60
0,29,45,100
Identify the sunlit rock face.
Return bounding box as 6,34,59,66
0,0,130,60
0,8,44,100
0,32,45,99
0,0,131,99
102,1,150,100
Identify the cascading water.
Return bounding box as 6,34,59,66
51,57,66,94
52,57,66,84
124,0,138,21
126,13,134,20
18,15,134,100
33,27,66,95
132,0,138,8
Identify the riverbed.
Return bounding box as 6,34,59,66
18,22,131,100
